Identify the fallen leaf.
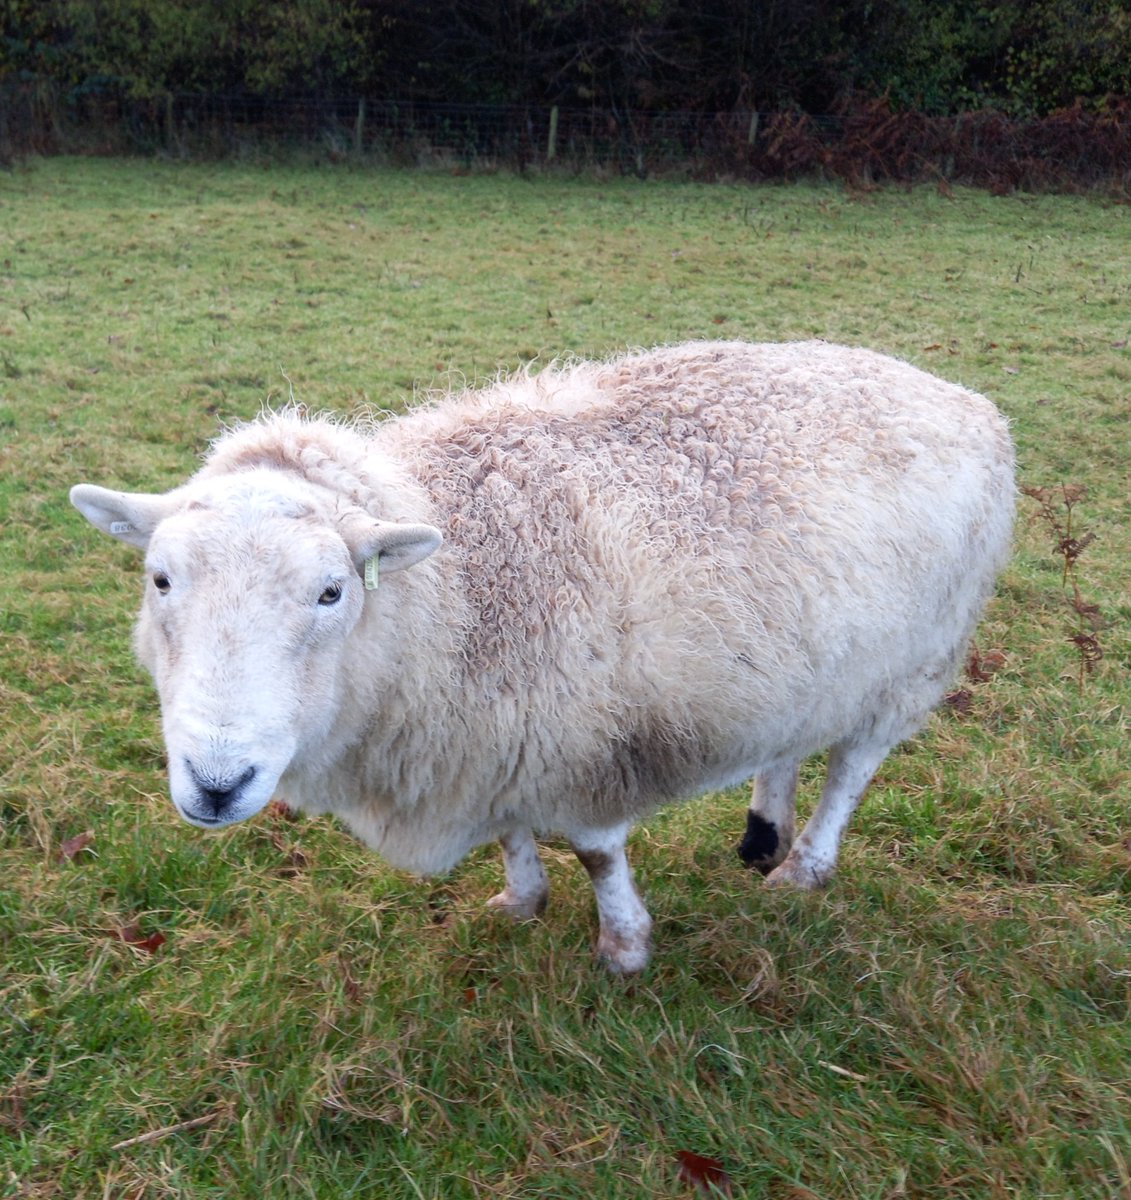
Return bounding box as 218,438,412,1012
1003,365,1020,374
922,343,942,351
966,646,1007,683
112,923,167,954
945,688,973,713
980,648,1007,675
676,1149,733,1195
58,830,95,861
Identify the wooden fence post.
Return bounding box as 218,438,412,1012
355,98,366,157
547,105,559,161
165,92,175,153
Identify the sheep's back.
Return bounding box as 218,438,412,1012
387,340,1011,639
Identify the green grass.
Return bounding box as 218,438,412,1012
1,158,1129,1199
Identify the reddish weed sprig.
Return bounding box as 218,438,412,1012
1021,483,1104,690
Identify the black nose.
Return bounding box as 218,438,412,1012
186,761,257,816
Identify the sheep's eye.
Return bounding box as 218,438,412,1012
152,572,171,595
318,583,343,606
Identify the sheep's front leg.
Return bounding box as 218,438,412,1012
738,757,800,873
766,737,889,890
569,823,653,974
487,827,549,919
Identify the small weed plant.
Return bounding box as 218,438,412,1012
1021,483,1106,690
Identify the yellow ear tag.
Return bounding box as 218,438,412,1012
364,555,380,591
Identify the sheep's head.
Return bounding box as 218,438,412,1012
71,470,441,829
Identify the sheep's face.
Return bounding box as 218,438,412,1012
71,471,441,829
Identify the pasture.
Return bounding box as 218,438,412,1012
1,157,1128,1198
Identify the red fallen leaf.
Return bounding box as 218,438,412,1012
58,830,95,861
966,646,1007,683
945,688,973,713
923,342,942,351
267,799,299,822
980,648,1007,676
676,1150,733,1195
113,923,167,954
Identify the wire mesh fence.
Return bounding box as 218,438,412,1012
3,82,1129,192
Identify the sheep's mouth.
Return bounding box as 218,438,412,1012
177,806,229,827
175,797,251,828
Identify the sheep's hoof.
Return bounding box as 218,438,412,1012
764,853,833,891
486,887,548,921
595,926,652,975
737,812,790,874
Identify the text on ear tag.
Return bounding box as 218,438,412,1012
110,521,136,535
364,555,380,591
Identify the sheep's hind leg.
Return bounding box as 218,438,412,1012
766,737,890,890
487,828,549,919
738,757,800,874
569,823,653,974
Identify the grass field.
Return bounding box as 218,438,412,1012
1,157,1128,1199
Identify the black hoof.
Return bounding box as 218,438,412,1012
737,811,780,873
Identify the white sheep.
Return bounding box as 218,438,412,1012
71,341,1015,973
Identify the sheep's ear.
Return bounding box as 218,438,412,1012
341,514,443,579
70,484,178,550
